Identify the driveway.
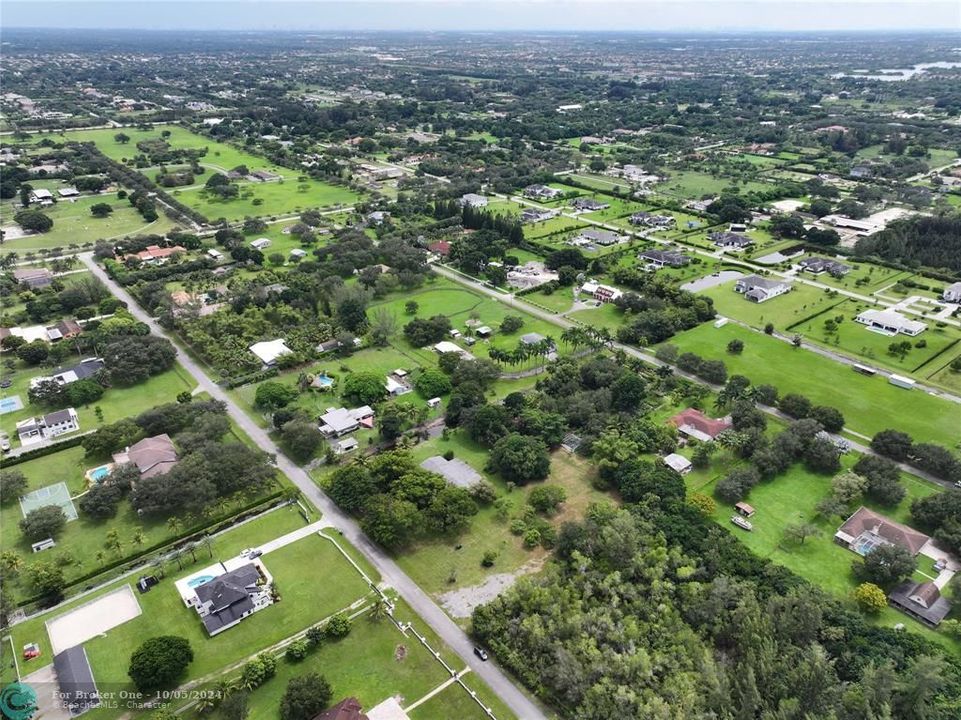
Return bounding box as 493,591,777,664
681,269,744,292
21,663,71,720
78,254,547,720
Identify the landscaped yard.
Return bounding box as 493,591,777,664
701,280,846,331
686,460,958,653
665,322,961,446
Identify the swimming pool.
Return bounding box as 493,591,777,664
314,375,334,388
0,396,24,414
90,466,111,482
187,575,216,588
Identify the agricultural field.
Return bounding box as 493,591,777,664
665,322,961,445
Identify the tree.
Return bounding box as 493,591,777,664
726,339,744,354
280,674,332,720
804,437,842,474
500,315,525,334
361,494,421,549
854,543,916,589
769,214,806,239
688,492,716,515
79,481,125,519
487,434,550,485
871,429,914,461
855,455,906,507
27,561,65,599
20,505,67,541
706,194,752,223
66,379,105,406
17,340,49,365
343,372,388,406
715,467,760,503
281,419,322,462
0,469,28,503
369,307,398,347
323,613,352,639
425,485,478,534
15,209,54,233
90,203,113,218
808,198,833,217
831,471,867,503
254,381,298,411
128,636,194,692
415,369,452,398
783,522,820,545
853,582,888,614
403,315,452,346
104,336,176,385
778,393,812,419
404,300,419,315
610,372,647,411
810,406,844,433
466,404,511,446
334,285,370,333
528,485,567,515
115,132,131,144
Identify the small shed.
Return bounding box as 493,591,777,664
475,326,493,338
735,502,756,518
427,397,442,409
663,453,692,475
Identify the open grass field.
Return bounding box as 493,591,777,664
0,192,177,255
665,322,961,446
0,363,194,449
523,215,588,240
687,461,958,652
42,125,362,221
0,443,287,602
571,196,649,223
568,301,624,330
701,280,846,331
658,171,773,200
792,258,911,293
787,298,961,376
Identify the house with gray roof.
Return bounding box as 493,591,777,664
639,249,690,268
798,257,851,276
572,197,610,212
734,275,791,303
190,562,273,636
888,581,952,627
53,646,100,716
420,455,483,488
710,232,753,249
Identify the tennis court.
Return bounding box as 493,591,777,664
19,482,78,521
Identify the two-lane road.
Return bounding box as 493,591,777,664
80,254,547,720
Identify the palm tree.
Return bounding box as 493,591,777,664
368,596,389,623
167,516,182,535
131,530,146,549
201,535,214,558
95,550,106,566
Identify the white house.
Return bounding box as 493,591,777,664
16,408,80,446
580,280,623,303
460,193,488,208
663,453,692,475
319,406,375,437
249,339,292,366
250,238,271,251
942,282,961,303
855,309,927,337
175,560,273,637
29,188,54,206
433,341,473,358
734,275,792,303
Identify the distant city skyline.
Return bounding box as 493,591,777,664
3,1,960,32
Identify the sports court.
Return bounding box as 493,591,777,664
46,585,143,654
0,395,24,414
19,482,78,521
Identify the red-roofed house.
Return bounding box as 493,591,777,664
310,698,368,720
428,241,450,257
834,506,931,557
669,408,732,442
126,245,187,265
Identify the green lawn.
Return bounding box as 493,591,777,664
665,323,961,446
657,171,773,200
0,192,177,255
523,215,588,240
788,298,961,376
0,363,195,450
38,125,362,221
702,280,846,331
687,460,958,653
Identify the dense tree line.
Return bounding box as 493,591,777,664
855,212,961,276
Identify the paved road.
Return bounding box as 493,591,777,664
431,264,953,488
79,254,547,720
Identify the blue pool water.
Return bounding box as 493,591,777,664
188,575,216,588
90,466,111,482
0,398,19,411
314,375,334,387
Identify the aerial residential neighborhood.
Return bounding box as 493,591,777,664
1,3,960,720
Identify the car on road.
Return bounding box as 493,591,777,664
473,647,488,661
240,547,263,559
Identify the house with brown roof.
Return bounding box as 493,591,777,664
668,408,732,442
12,267,54,289
311,698,369,720
112,434,179,480
887,581,952,627
427,240,450,257
126,245,187,265
834,506,931,557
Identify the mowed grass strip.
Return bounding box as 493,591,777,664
666,323,961,446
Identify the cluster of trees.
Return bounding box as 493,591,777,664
80,400,276,518
912,489,961,557
609,269,715,346
769,212,841,246
871,429,961,483
325,451,480,549
4,272,111,326
856,212,961,274
473,504,961,720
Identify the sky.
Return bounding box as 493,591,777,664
2,0,960,32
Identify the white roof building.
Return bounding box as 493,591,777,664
663,453,692,474
855,309,927,337
433,341,473,358
319,406,375,437
249,339,292,365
